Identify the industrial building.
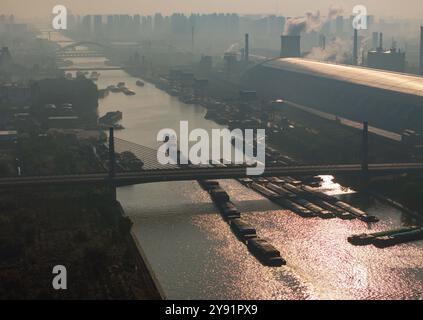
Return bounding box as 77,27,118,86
367,48,406,72
242,57,423,134
366,33,406,72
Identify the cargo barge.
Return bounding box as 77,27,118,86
99,111,123,126
247,238,286,267
230,219,257,241
200,177,286,266
250,182,281,200
373,228,423,248
348,226,423,247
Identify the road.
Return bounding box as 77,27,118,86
1,163,423,189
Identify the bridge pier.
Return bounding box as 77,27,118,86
109,127,117,201
361,121,369,192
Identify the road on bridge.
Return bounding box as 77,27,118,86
1,163,423,189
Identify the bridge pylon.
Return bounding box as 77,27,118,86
108,127,117,201
361,121,369,191
109,127,116,178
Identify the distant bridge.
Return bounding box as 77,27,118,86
59,66,124,71
57,41,108,52
56,51,105,58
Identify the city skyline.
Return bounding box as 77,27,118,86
2,0,423,20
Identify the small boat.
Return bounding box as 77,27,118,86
136,80,145,87
247,238,286,267
230,219,257,241
89,71,100,81
122,87,136,96
108,85,121,93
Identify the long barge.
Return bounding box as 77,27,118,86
348,226,423,247
230,219,257,241
199,177,286,266
247,238,286,267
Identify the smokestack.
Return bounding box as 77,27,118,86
245,33,249,62
319,34,326,50
280,35,301,58
379,32,383,50
191,25,195,53
420,26,423,75
353,29,358,65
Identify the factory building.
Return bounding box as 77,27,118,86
367,48,406,73
366,33,406,73
280,35,301,58
242,58,423,134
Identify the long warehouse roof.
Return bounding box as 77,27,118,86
261,58,423,97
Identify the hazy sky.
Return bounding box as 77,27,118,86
2,0,423,19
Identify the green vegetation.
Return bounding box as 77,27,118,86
0,189,161,300
18,132,104,176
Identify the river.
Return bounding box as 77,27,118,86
57,38,423,300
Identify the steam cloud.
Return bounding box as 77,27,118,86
306,37,351,63
225,42,239,53
284,7,344,36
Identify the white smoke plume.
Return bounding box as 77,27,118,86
225,42,239,53
306,37,351,63
284,7,344,36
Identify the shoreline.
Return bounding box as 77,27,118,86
115,201,166,300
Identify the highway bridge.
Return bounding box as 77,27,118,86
2,128,422,191
1,163,423,190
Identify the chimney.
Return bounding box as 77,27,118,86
245,33,249,62
420,26,423,75
353,29,358,65
280,35,301,58
319,34,326,50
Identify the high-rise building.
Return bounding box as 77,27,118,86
82,15,92,35
133,15,141,35
93,15,102,35
335,16,344,35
